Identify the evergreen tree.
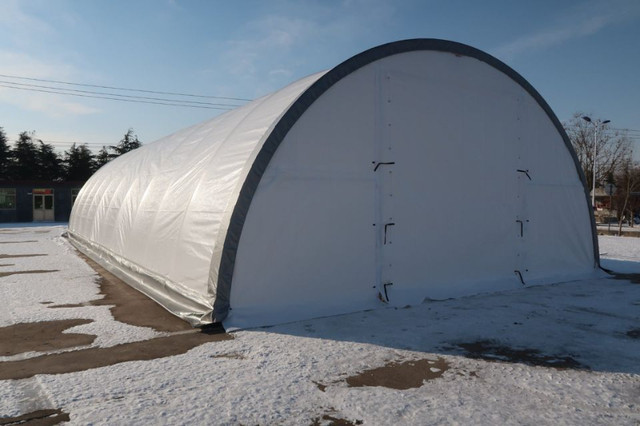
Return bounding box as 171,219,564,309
36,140,63,181
94,146,111,171
64,143,95,181
8,131,39,180
0,127,10,179
110,128,142,156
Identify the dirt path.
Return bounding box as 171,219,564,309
0,408,69,425
0,331,231,380
0,248,230,380
56,253,193,333
0,319,95,356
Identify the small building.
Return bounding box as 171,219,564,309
0,181,84,223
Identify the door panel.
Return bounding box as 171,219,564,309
33,190,54,222
376,68,521,305
43,195,54,221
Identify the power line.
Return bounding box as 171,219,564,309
611,128,640,134
9,139,109,146
603,130,640,135
0,83,236,110
0,73,252,102
602,131,640,139
8,140,119,154
16,142,108,147
0,80,245,108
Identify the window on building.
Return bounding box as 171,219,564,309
72,188,81,205
0,188,16,209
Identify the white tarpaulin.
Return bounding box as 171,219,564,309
69,39,599,329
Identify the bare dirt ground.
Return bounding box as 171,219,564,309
0,269,59,278
0,252,231,382
53,253,193,332
0,319,95,357
0,408,70,425
345,357,450,389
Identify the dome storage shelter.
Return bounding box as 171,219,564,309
69,39,600,329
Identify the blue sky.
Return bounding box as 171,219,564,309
1,0,639,155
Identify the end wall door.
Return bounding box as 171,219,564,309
374,63,521,305
33,189,54,221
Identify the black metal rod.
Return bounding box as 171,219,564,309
383,282,393,301
516,169,532,180
374,161,395,171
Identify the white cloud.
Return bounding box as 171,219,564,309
0,50,76,80
223,14,316,75
0,0,55,46
211,0,397,97
269,68,293,78
493,0,640,60
0,50,101,117
0,1,99,118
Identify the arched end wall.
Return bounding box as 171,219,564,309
224,49,597,328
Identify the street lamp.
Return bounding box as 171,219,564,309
582,116,611,209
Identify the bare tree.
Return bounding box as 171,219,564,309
564,113,632,195
613,159,640,233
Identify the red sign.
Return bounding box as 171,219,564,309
33,188,53,195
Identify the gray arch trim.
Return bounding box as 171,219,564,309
212,38,599,321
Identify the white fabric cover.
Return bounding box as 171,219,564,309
69,72,325,324
69,40,599,329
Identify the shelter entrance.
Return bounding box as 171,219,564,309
33,188,54,221
372,67,524,306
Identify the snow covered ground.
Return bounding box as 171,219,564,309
1,225,639,425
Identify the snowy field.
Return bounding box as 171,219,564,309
1,225,639,425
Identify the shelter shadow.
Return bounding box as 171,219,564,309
257,276,640,375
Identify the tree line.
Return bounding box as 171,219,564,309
1,114,637,229
0,127,141,182
565,113,638,232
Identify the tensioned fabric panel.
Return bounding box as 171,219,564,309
69,72,326,324
224,51,598,329
228,63,380,327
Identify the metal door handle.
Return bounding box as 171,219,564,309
515,219,529,237
517,169,532,180
373,161,395,171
